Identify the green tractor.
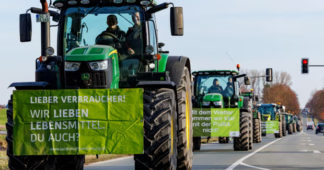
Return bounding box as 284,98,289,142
258,104,284,138
8,0,193,169
192,70,254,151
242,91,262,143
284,113,295,134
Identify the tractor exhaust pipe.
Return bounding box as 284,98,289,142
40,0,50,57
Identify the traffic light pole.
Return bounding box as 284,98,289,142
309,65,324,67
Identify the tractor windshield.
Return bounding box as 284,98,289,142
64,6,144,56
258,106,275,115
195,74,234,98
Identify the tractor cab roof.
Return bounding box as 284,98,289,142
192,70,239,77
53,0,156,9
259,103,277,107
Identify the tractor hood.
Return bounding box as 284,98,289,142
203,93,223,102
65,45,117,61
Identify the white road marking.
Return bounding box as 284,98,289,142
300,150,309,152
309,144,315,146
86,156,133,166
313,150,321,154
240,162,270,170
226,138,281,170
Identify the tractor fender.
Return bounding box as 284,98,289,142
9,82,49,90
166,56,191,86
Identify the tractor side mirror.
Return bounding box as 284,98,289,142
170,7,184,36
244,77,251,85
20,13,32,42
266,68,273,82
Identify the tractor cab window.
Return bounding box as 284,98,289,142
258,106,275,117
148,20,158,54
195,74,234,99
64,6,144,57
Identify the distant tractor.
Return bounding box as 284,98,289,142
8,0,193,169
242,91,262,143
192,70,253,151
258,104,284,138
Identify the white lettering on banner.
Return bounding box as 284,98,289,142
30,96,58,104
30,110,50,118
53,109,88,118
48,133,79,142
31,134,45,142
30,121,104,130
60,95,126,103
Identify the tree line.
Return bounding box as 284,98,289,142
240,69,300,115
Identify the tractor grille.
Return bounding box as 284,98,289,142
65,60,112,89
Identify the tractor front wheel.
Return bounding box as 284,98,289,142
253,118,262,143
176,67,193,170
134,89,178,170
193,137,201,151
234,112,250,151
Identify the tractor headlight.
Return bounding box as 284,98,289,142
202,101,210,106
65,62,81,71
89,60,108,71
213,101,222,106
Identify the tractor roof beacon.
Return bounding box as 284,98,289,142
9,0,193,169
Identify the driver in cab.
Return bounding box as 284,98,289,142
96,15,126,49
208,79,223,94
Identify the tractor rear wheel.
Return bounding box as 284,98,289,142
134,89,178,170
282,116,287,136
234,112,250,151
248,115,253,150
193,137,201,151
6,96,85,170
288,124,293,134
293,123,297,133
176,67,193,170
253,118,261,143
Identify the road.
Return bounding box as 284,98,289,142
86,129,324,170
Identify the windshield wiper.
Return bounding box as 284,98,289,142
118,13,133,25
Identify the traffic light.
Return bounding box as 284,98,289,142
266,68,273,82
302,58,309,74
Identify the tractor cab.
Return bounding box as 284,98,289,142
258,104,277,121
20,0,184,89
192,70,248,108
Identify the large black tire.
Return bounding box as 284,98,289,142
6,96,85,170
288,124,293,134
176,67,193,170
282,116,287,136
253,118,261,143
193,137,201,151
248,115,253,150
218,137,229,144
293,123,297,133
234,112,250,151
134,89,178,170
297,121,301,132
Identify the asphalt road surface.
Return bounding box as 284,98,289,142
86,127,324,169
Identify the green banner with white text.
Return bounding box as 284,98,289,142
262,121,279,134
193,108,240,137
13,89,144,156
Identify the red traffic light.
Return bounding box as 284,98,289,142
302,59,308,65
302,58,309,74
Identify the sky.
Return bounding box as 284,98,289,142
1,0,324,107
